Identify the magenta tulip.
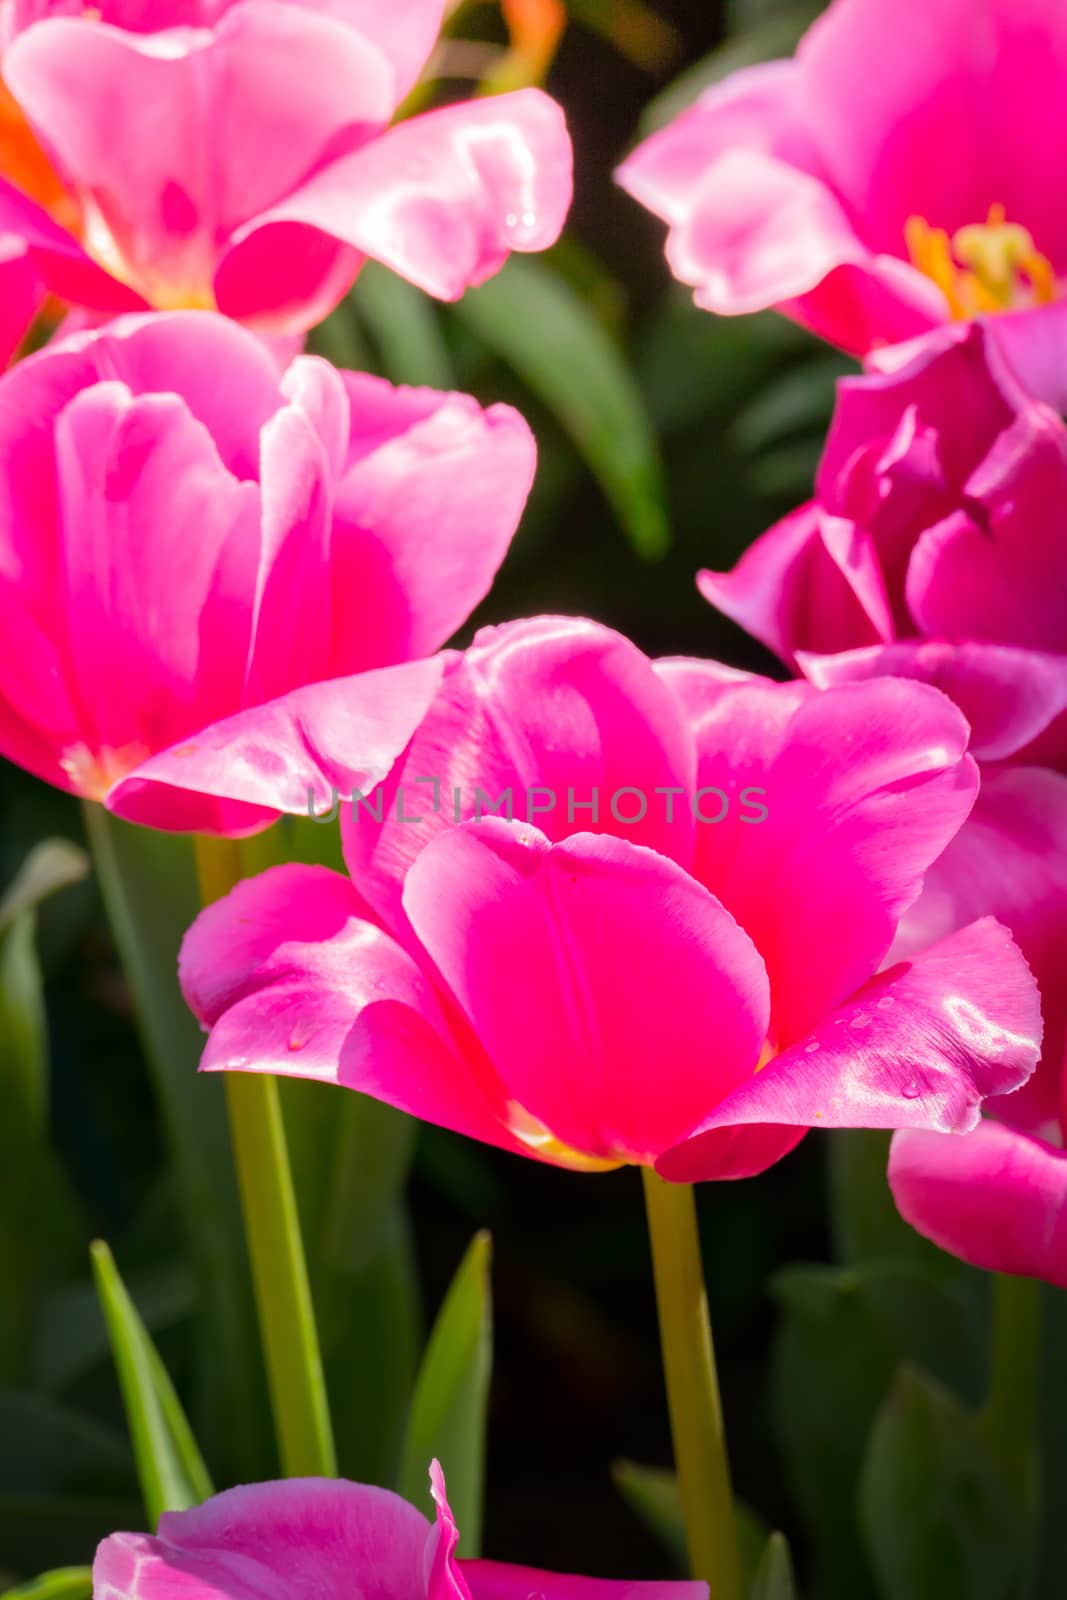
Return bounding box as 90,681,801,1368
0,310,536,834
0,0,572,332
698,321,1067,1137
618,0,1067,356
93,1461,706,1600
178,616,1041,1183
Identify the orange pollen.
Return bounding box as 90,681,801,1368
906,203,1058,318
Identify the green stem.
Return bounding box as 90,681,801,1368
641,1168,740,1599
982,1272,1041,1494
83,803,268,1480
195,835,336,1479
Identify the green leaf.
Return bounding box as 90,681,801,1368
611,1460,770,1586
90,1240,213,1528
612,1460,687,1570
750,1533,797,1600
859,1367,1026,1600
0,843,89,1380
400,1231,493,1556
353,266,455,390
771,1261,986,1595
280,1080,420,1485
829,1130,932,1266
82,807,268,1480
2,1568,92,1600
638,5,824,135
32,1262,196,1398
730,356,847,457
454,257,671,560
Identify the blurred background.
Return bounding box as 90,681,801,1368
3,2,1064,1597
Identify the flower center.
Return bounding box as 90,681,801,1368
61,740,151,801
506,1100,627,1172
905,203,1057,317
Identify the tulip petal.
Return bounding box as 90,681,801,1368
5,6,396,304
313,0,446,100
464,1563,707,1600
889,1121,1067,1288
180,862,523,1154
403,820,770,1165
906,409,1067,653
893,766,1067,1134
45,381,262,774
799,0,1067,262
659,917,1042,1184
108,654,448,833
0,172,144,312
342,616,696,934
800,641,1067,769
93,1477,431,1600
618,61,942,354
655,666,978,1045
327,376,536,668
0,235,42,366
232,89,572,301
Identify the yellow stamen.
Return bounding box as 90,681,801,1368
506,1100,625,1171
61,741,152,801
906,203,1058,318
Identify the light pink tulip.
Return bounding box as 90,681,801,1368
178,616,1041,1182
0,310,536,834
618,0,1067,356
92,1460,706,1600
0,0,572,332
698,321,1067,1134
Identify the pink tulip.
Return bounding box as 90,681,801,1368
0,0,572,333
0,310,536,835
698,321,1067,1135
0,231,40,364
92,1460,706,1600
178,616,1041,1183
617,0,1067,356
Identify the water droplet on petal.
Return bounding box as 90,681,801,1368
877,995,895,1010
902,1078,922,1100
288,1020,315,1052
804,1040,820,1054
850,1011,871,1029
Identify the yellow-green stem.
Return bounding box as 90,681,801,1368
641,1168,740,1599
194,835,336,1478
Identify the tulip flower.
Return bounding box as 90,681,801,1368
699,321,1067,1132
177,615,1041,1184
0,0,572,333
617,0,1067,358
93,1460,706,1600
0,309,536,834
